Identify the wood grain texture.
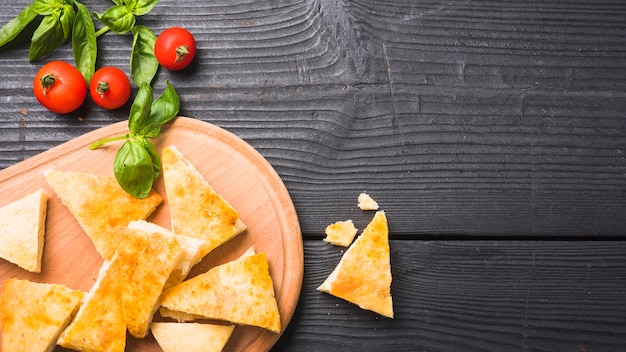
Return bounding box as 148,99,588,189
2,0,624,236
1,0,626,350
274,240,626,352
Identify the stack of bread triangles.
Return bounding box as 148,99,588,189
0,145,281,352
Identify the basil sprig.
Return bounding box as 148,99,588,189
0,0,160,85
90,82,180,198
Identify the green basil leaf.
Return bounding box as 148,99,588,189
0,4,38,48
140,81,180,137
114,139,155,199
128,83,153,135
131,0,160,16
29,14,65,62
94,5,135,34
32,0,57,16
137,137,161,179
59,3,76,40
72,1,97,84
130,25,158,86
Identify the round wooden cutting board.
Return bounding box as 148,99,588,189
0,117,304,352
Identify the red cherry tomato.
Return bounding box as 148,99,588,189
154,27,196,71
33,61,87,114
90,66,131,110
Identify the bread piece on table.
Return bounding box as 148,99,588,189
318,210,393,318
58,254,126,352
323,219,358,247
44,169,162,260
159,251,281,333
357,192,379,210
151,322,234,352
128,220,205,289
0,278,84,352
162,145,246,258
115,224,183,338
0,189,47,272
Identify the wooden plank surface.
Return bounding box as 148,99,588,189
1,0,625,350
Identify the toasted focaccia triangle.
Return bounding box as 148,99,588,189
151,322,235,352
0,188,47,272
159,246,257,322
162,145,246,258
159,252,281,333
0,278,84,352
58,253,126,352
44,169,162,259
317,210,393,318
127,220,206,289
115,224,183,338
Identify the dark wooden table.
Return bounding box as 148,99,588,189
2,0,626,351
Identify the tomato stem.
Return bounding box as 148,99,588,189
96,81,109,98
175,45,189,63
40,74,55,97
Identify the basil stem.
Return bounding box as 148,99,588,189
72,1,97,84
130,25,158,86
0,5,37,48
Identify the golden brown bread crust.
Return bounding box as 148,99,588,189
317,210,393,318
159,252,281,333
44,169,162,260
116,225,183,338
162,145,245,258
0,278,84,352
58,254,127,352
323,219,358,247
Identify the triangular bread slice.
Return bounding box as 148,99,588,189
115,224,183,338
162,145,246,258
151,322,234,352
159,252,281,333
317,210,393,318
128,220,206,289
0,278,84,352
159,246,257,322
0,189,47,272
44,169,162,259
58,253,126,352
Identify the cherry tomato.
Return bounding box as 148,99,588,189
33,61,87,114
154,27,196,71
90,66,131,110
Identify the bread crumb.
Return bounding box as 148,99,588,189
323,220,358,247
357,192,379,210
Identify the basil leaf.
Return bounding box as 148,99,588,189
72,1,97,84
130,25,158,86
137,137,161,179
128,83,153,135
29,14,65,62
114,139,155,199
141,81,180,137
94,5,135,34
32,0,57,16
130,0,161,16
0,5,38,48
59,3,76,40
